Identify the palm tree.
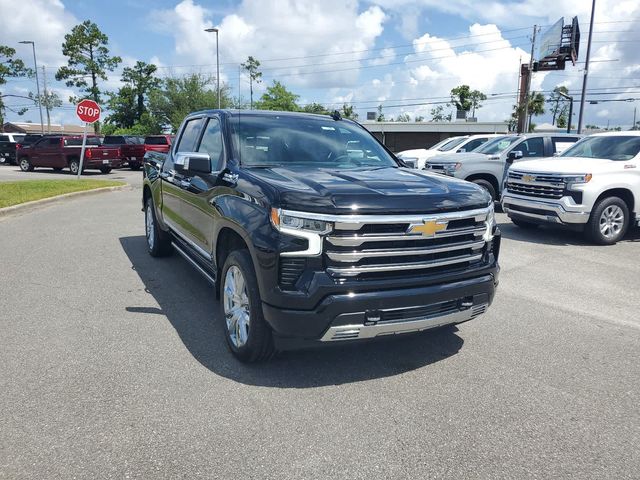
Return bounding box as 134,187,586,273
527,91,545,132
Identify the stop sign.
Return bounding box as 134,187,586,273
76,99,101,123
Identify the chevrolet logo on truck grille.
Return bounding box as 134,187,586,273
522,174,536,183
408,219,448,237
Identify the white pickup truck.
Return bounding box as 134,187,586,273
501,131,640,245
397,134,501,169
424,133,581,200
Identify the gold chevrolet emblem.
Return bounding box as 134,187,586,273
408,219,448,237
522,174,536,183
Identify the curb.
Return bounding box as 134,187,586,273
0,184,132,219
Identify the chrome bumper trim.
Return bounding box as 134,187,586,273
501,194,590,224
320,303,488,341
327,253,483,277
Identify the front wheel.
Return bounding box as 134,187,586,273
586,197,629,245
220,250,274,362
470,179,497,201
130,162,141,171
68,159,82,175
19,157,33,172
144,197,172,257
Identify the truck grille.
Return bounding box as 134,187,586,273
324,207,491,280
506,171,565,199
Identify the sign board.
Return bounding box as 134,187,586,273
74,99,101,179
366,112,376,121
76,99,101,124
538,18,564,60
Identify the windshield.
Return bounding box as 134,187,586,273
230,114,397,169
103,136,125,144
437,136,468,151
475,136,520,155
561,135,640,161
429,137,461,151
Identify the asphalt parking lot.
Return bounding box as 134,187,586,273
1,166,639,479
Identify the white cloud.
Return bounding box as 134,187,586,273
370,48,396,66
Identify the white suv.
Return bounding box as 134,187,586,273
397,134,500,170
501,131,640,244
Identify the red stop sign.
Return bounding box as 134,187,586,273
76,99,101,123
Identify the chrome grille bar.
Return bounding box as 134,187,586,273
327,240,485,262
327,253,483,277
326,225,486,246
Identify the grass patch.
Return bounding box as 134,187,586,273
0,179,126,209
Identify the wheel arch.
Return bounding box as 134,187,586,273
465,173,500,197
594,188,635,214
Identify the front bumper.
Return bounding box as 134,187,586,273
501,193,590,225
262,272,498,344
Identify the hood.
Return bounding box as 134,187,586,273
243,166,490,214
428,152,489,164
398,149,453,160
511,156,622,174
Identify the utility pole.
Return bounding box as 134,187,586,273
42,66,51,133
633,106,637,130
577,0,596,134
19,40,44,134
522,25,538,134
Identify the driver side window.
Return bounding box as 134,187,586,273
198,118,224,170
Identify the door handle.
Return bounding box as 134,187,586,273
180,179,191,189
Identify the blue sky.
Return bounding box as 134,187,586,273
2,0,639,128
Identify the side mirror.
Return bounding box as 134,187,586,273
175,152,211,174
457,148,466,153
506,150,523,164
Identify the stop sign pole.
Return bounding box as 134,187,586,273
75,99,101,179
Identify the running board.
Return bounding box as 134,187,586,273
171,241,216,285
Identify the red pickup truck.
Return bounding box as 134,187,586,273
101,134,173,170
17,135,123,174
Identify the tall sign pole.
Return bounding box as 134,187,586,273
522,25,538,134
577,0,596,134
75,99,101,179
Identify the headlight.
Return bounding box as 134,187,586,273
443,163,462,174
564,173,592,188
271,209,332,234
483,202,496,242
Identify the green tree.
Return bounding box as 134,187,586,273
450,85,486,119
241,56,262,109
430,105,451,122
557,110,568,129
255,81,299,111
395,113,411,122
28,90,62,133
527,91,545,132
548,86,569,126
414,115,424,122
106,85,137,129
0,45,31,128
148,73,232,131
301,102,329,114
376,104,385,122
121,61,160,121
55,20,122,133
341,103,358,120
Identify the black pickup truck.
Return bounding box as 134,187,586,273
142,110,501,361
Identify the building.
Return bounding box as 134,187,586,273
2,122,86,135
362,121,510,152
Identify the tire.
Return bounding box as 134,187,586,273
19,157,33,172
470,178,497,201
585,196,629,245
100,167,112,174
68,158,82,175
220,250,274,362
511,218,539,229
130,163,141,171
144,197,173,257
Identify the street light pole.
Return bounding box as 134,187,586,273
204,28,220,109
577,0,596,134
19,40,44,134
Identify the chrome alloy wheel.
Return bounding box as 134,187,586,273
70,161,79,174
223,265,251,348
20,158,30,171
599,205,624,239
145,202,155,250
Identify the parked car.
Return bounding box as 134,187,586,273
17,135,123,174
142,110,501,362
102,135,145,170
424,133,582,200
397,134,502,170
144,135,173,156
0,133,26,165
502,131,640,244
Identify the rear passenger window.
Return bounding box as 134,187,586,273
198,118,223,170
517,137,544,157
176,119,203,153
552,137,579,154
463,138,487,152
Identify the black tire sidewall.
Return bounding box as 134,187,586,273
587,197,629,245
471,179,497,201
219,250,272,362
19,158,31,172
